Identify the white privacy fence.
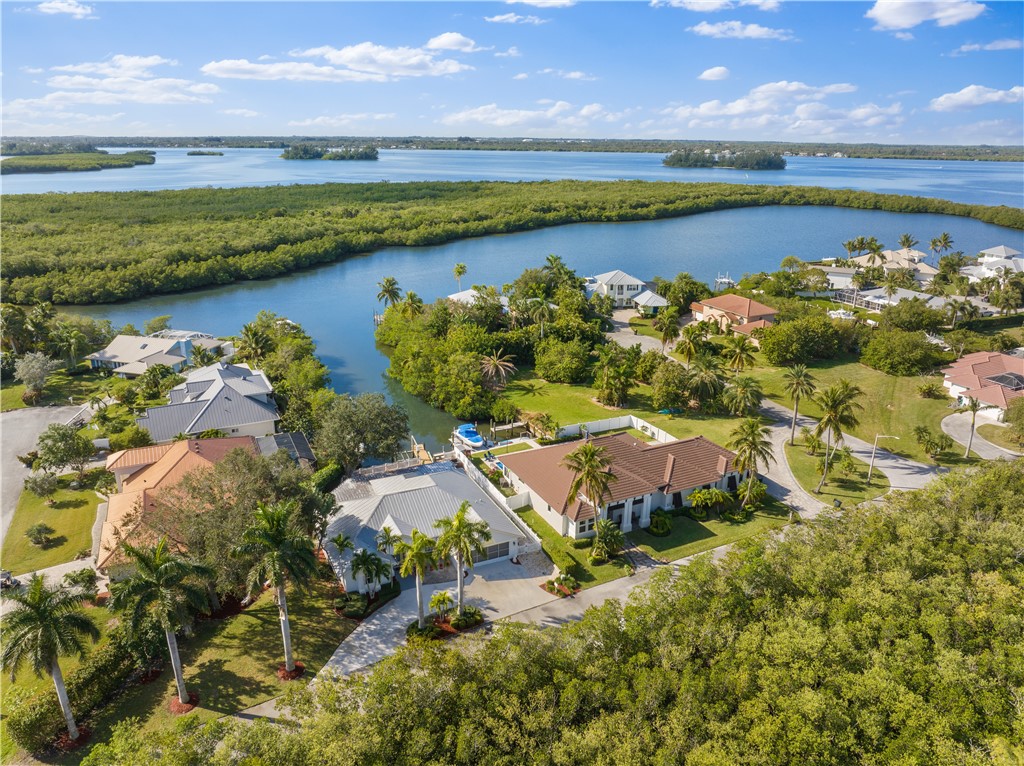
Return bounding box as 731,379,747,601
453,449,542,553
556,414,675,444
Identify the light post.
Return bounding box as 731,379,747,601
867,434,899,483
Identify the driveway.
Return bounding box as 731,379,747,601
941,411,1021,461
0,405,81,545
606,309,663,354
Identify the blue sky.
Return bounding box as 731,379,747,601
2,0,1022,143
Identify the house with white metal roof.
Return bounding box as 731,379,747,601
585,270,648,308
86,334,225,378
962,245,1024,284
135,362,279,443
632,289,669,316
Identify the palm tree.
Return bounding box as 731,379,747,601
882,272,902,300
434,501,492,616
898,233,918,250
1,575,99,742
350,548,387,598
529,302,553,339
865,242,886,268
593,518,625,559
429,590,454,621
376,276,402,307
394,529,435,630
236,322,272,364
723,334,756,372
962,396,982,458
931,232,954,258
561,442,617,520
722,375,764,416
675,323,705,364
375,526,401,557
190,345,218,368
782,365,817,446
652,306,680,353
480,349,517,389
685,354,727,408
726,418,775,507
109,538,212,704
453,263,467,291
689,486,732,518
812,381,864,492
331,532,355,557
51,323,90,372
230,502,318,674
399,291,425,320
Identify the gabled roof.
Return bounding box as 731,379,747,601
695,294,778,318
732,319,772,336
633,289,669,308
593,270,645,287
501,432,736,522
85,335,185,366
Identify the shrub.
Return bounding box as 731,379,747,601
16,450,38,468
451,606,484,630
308,461,344,494
534,338,591,384
758,316,840,366
570,537,594,550
62,568,98,598
109,424,153,452
861,329,942,376
648,510,672,536
406,620,442,640
24,472,59,503
588,551,608,566
684,505,707,522
918,380,947,399
25,522,55,546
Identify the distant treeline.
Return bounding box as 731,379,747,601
280,144,378,161
664,149,787,170
3,180,1021,305
4,136,1022,162
0,150,155,175
1,140,101,156
186,150,224,156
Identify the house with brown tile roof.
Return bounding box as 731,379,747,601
500,432,743,538
691,294,777,330
942,351,1024,413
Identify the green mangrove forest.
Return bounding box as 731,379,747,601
186,150,224,156
0,150,155,175
3,180,1022,304
664,149,787,170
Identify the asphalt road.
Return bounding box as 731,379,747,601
0,405,81,547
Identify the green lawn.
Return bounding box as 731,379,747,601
0,365,110,412
977,423,1023,453
784,442,890,507
515,507,631,588
1,476,101,575
627,317,661,339
45,578,356,765
628,498,790,563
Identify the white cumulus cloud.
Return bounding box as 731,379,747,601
538,67,597,80
865,0,986,31
441,99,628,131
485,12,548,24
496,47,522,58
201,59,386,82
688,20,794,40
699,66,730,80
652,0,780,10
37,0,94,19
426,32,486,52
513,72,530,80
52,54,176,78
953,38,1022,55
221,108,260,117
288,113,396,128
928,84,1024,111
291,41,473,77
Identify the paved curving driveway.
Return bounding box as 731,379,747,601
0,405,81,545
606,309,664,354
941,411,1021,461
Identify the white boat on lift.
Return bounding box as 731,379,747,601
453,423,485,449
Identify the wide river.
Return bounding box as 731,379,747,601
4,148,1023,207
65,204,1024,450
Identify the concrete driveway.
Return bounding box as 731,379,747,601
941,411,1021,461
0,405,81,545
606,309,664,354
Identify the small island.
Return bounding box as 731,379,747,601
0,150,156,175
280,143,379,161
663,149,786,171
186,150,224,156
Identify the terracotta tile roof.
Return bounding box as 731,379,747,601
942,352,1024,410
99,437,258,570
732,319,772,336
695,294,778,319
501,432,736,521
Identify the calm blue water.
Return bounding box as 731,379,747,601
3,148,1022,208
65,205,1024,449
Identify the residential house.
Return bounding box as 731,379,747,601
500,432,743,539
961,245,1023,284
850,248,938,284
86,331,229,378
325,463,526,593
807,265,858,291
632,289,669,317
586,270,648,308
690,294,778,346
835,286,991,315
135,362,279,444
942,351,1024,415
447,288,510,311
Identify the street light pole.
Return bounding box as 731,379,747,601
867,434,899,483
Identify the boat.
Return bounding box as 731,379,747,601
454,423,486,449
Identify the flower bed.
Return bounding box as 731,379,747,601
542,572,581,598
406,606,485,639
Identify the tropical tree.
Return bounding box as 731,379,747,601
675,323,706,364
376,276,402,308
400,291,425,320
961,396,983,458
331,532,355,557
429,590,454,621
882,272,902,300
394,529,436,630
722,375,764,416
351,548,389,598
236,322,273,364
561,442,617,520
190,345,218,368
1,575,100,742
453,263,467,291
930,232,953,259
480,349,517,390
685,354,727,408
529,302,553,339
231,502,318,674
898,233,919,250
434,501,492,616
592,518,625,560
813,380,864,492
375,526,401,557
722,334,756,372
800,425,823,455
49,323,89,372
24,472,60,506
727,418,776,507
782,364,817,445
108,538,212,704
865,242,886,268
689,486,732,518
652,306,680,353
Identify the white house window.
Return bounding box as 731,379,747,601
578,518,595,533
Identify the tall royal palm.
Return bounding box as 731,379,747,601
453,263,467,291
813,380,864,492
435,501,492,616
1,575,99,741
231,502,318,674
727,418,776,507
561,442,617,522
723,334,756,372
962,396,982,458
109,538,212,704
394,529,436,630
376,276,402,308
781,364,817,446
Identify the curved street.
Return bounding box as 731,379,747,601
941,411,1021,461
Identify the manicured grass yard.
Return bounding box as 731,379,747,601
1,476,101,575
54,578,355,765
785,442,890,507
514,507,631,588
977,423,1023,453
629,498,790,563
628,317,661,339
0,365,110,412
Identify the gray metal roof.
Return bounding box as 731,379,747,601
256,432,316,464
